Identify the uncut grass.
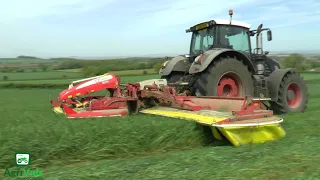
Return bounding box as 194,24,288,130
1,80,320,179
41,83,320,179
0,89,209,169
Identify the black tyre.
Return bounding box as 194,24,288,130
194,56,254,97
161,71,185,83
270,71,308,114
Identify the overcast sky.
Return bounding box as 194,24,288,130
1,0,319,58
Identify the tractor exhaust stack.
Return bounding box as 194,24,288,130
256,24,264,54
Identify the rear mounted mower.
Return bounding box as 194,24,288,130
50,73,286,147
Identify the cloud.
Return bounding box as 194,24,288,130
241,0,320,29
131,0,256,29
126,0,320,32
1,0,319,57
0,0,115,22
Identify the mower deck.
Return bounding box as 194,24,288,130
141,106,285,146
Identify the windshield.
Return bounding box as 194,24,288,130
216,25,250,52
190,27,215,55
189,25,250,55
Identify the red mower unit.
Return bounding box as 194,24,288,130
50,73,137,118
50,73,286,147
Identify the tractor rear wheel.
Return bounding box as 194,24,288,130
194,56,254,97
270,71,308,114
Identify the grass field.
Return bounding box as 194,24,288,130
0,75,320,179
0,68,157,83
0,71,83,81
0,58,58,64
54,68,157,75
299,72,320,80
0,75,160,86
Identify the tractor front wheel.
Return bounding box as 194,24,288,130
194,56,254,97
270,71,308,114
161,71,184,83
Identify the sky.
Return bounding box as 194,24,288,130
0,0,320,58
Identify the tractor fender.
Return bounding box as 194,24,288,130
266,68,295,101
159,55,191,76
265,57,281,72
189,49,256,74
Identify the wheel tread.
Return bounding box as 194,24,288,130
194,55,253,97
270,71,309,114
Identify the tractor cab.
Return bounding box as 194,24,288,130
185,9,280,74
187,21,251,54
186,19,252,61
160,9,308,116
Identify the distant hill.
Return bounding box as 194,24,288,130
270,50,320,55
1,50,320,60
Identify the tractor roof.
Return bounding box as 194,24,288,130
192,19,251,29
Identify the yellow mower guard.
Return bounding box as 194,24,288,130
140,107,286,147
212,122,286,147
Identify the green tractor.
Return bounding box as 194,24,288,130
160,9,308,114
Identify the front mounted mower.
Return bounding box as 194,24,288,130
159,9,308,114
50,73,285,147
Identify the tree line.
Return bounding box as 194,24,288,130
280,53,320,71
53,58,167,76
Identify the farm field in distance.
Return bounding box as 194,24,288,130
0,74,160,85
1,55,320,179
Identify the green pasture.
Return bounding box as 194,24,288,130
0,75,160,86
0,75,319,179
0,68,158,83
0,58,58,64
0,71,82,81
54,68,157,75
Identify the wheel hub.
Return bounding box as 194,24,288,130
287,90,295,101
287,83,302,108
217,75,239,97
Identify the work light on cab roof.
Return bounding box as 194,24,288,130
185,9,250,33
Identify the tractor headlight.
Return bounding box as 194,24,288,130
162,61,169,68
194,55,204,64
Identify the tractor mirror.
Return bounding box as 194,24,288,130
267,30,272,41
